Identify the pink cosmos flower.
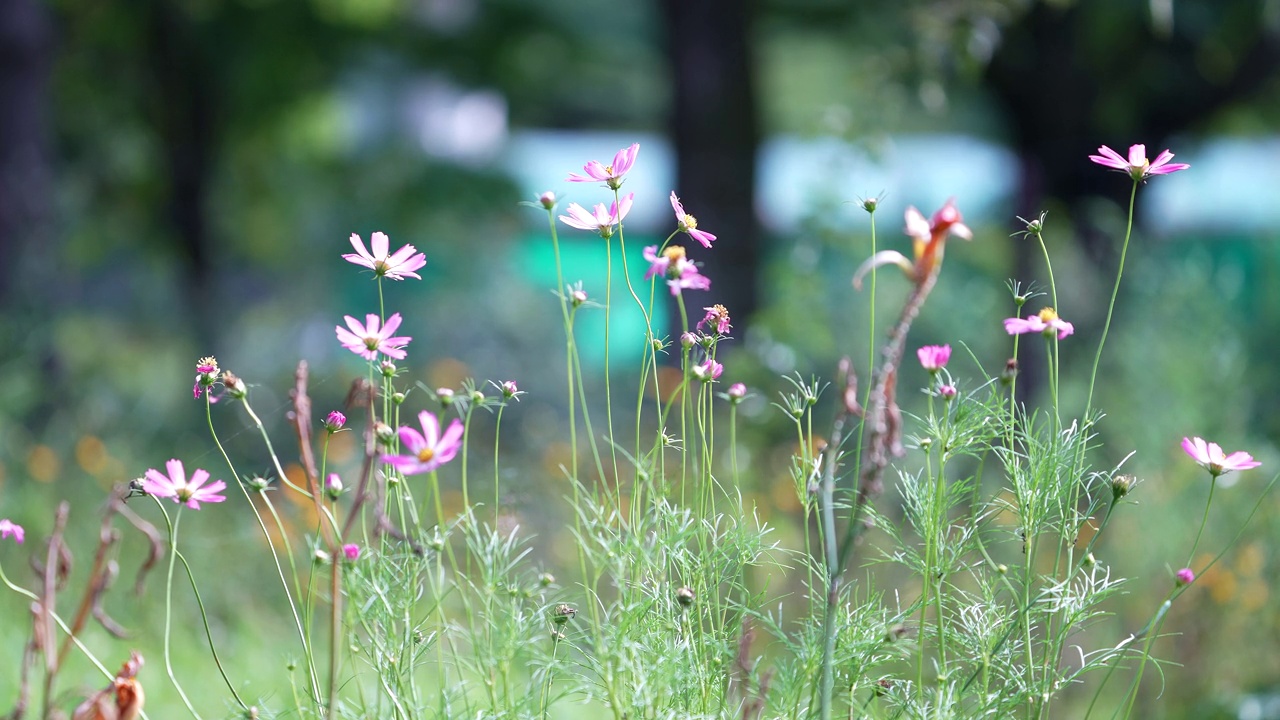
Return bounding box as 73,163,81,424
538,191,557,209
697,304,731,335
193,356,219,400
335,313,412,361
559,194,634,238
1088,144,1189,181
1175,568,1195,586
670,192,716,248
917,344,951,372
853,199,972,289
643,245,711,296
692,358,724,382
382,410,465,475
1004,308,1074,340
342,543,361,561
1181,436,1261,477
324,411,346,433
566,143,640,189
343,232,427,281
143,459,227,510
0,519,24,544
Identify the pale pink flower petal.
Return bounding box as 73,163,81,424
1181,436,1261,477
382,411,465,475
566,143,640,189
142,459,226,510
1089,143,1189,181
0,519,24,544
342,232,427,281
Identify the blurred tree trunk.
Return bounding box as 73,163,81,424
987,1,1280,262
660,0,761,327
0,0,55,304
147,0,217,334
985,0,1280,405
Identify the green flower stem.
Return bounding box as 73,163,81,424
1085,179,1138,421
544,208,579,481
494,401,506,523
156,504,203,719
461,402,475,510
1113,475,1220,719
208,399,320,700
1185,475,1217,567
175,546,248,709
603,223,620,489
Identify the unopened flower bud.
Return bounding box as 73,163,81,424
681,332,697,349
374,422,395,444
222,371,247,399
553,604,577,625
938,384,957,400
571,288,588,306
313,549,332,565
727,382,746,403
676,586,695,607
1111,474,1134,499
920,437,933,449
391,392,406,405
471,390,485,404
323,411,346,433
538,572,555,587
861,196,879,213
247,475,271,492
437,388,455,407
325,473,343,500
342,543,360,561
1083,552,1096,567
1001,358,1019,385
501,380,519,399
1175,568,1195,586
379,360,397,378
997,564,1008,575
538,191,556,209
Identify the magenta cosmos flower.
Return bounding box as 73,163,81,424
1175,568,1195,586
1004,308,1074,340
336,313,411,361
1089,144,1189,181
382,410,464,475
697,304,731,335
143,459,227,510
643,245,711,296
917,344,951,372
670,192,716,248
1181,436,1261,477
0,519,24,544
343,232,427,281
692,358,723,382
566,143,640,189
342,543,361,561
559,193,633,239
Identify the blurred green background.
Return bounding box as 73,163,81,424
1,0,1279,716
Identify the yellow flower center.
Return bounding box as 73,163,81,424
364,338,380,350
417,448,435,463
683,213,698,230
663,246,686,262
604,164,615,175
1037,307,1060,322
